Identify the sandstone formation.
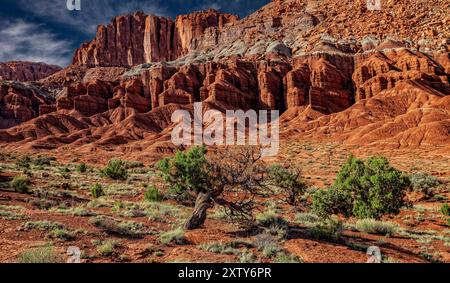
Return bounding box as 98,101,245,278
0,81,54,129
0,0,449,159
72,10,238,67
0,62,61,82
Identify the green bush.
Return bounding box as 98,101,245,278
159,228,187,245
311,188,351,218
268,164,307,205
96,240,117,256
144,186,163,202
22,221,64,231
355,219,398,236
33,155,54,166
441,204,450,216
239,250,258,263
16,156,31,169
409,173,441,198
77,163,87,173
255,211,288,229
59,166,70,173
101,159,128,180
18,245,63,263
125,161,144,169
47,228,76,241
274,251,301,263
295,213,321,225
10,176,30,193
309,217,343,242
89,216,146,238
312,156,410,219
253,233,280,258
91,184,105,198
156,146,208,203
197,242,239,255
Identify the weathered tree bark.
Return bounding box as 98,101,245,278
184,191,212,230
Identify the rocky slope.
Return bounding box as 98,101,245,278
72,9,238,66
0,62,61,82
0,0,449,158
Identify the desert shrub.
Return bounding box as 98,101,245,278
47,228,76,241
0,205,27,220
77,163,87,173
120,209,147,218
59,166,70,173
0,211,24,221
274,251,301,263
101,159,128,180
112,200,125,212
10,176,30,193
308,217,343,242
89,216,146,238
144,186,163,202
96,240,118,256
409,172,441,198
441,204,450,216
312,188,350,218
103,185,138,197
146,202,181,222
23,221,64,231
33,155,54,166
268,164,307,205
125,161,144,169
53,207,96,217
255,211,288,229
253,233,281,258
295,213,321,225
355,219,399,236
58,166,71,179
313,156,410,219
18,245,63,263
262,244,281,258
239,250,258,263
159,228,187,245
197,242,240,255
72,208,95,216
16,156,31,169
90,183,105,198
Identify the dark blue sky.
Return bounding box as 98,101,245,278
0,0,270,66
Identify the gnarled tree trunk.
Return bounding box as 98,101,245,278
184,191,212,230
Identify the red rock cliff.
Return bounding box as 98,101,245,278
72,10,239,67
0,61,61,82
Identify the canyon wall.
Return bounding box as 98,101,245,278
72,10,239,67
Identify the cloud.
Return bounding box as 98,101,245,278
16,0,271,35
0,20,73,67
0,0,271,66
17,0,169,35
